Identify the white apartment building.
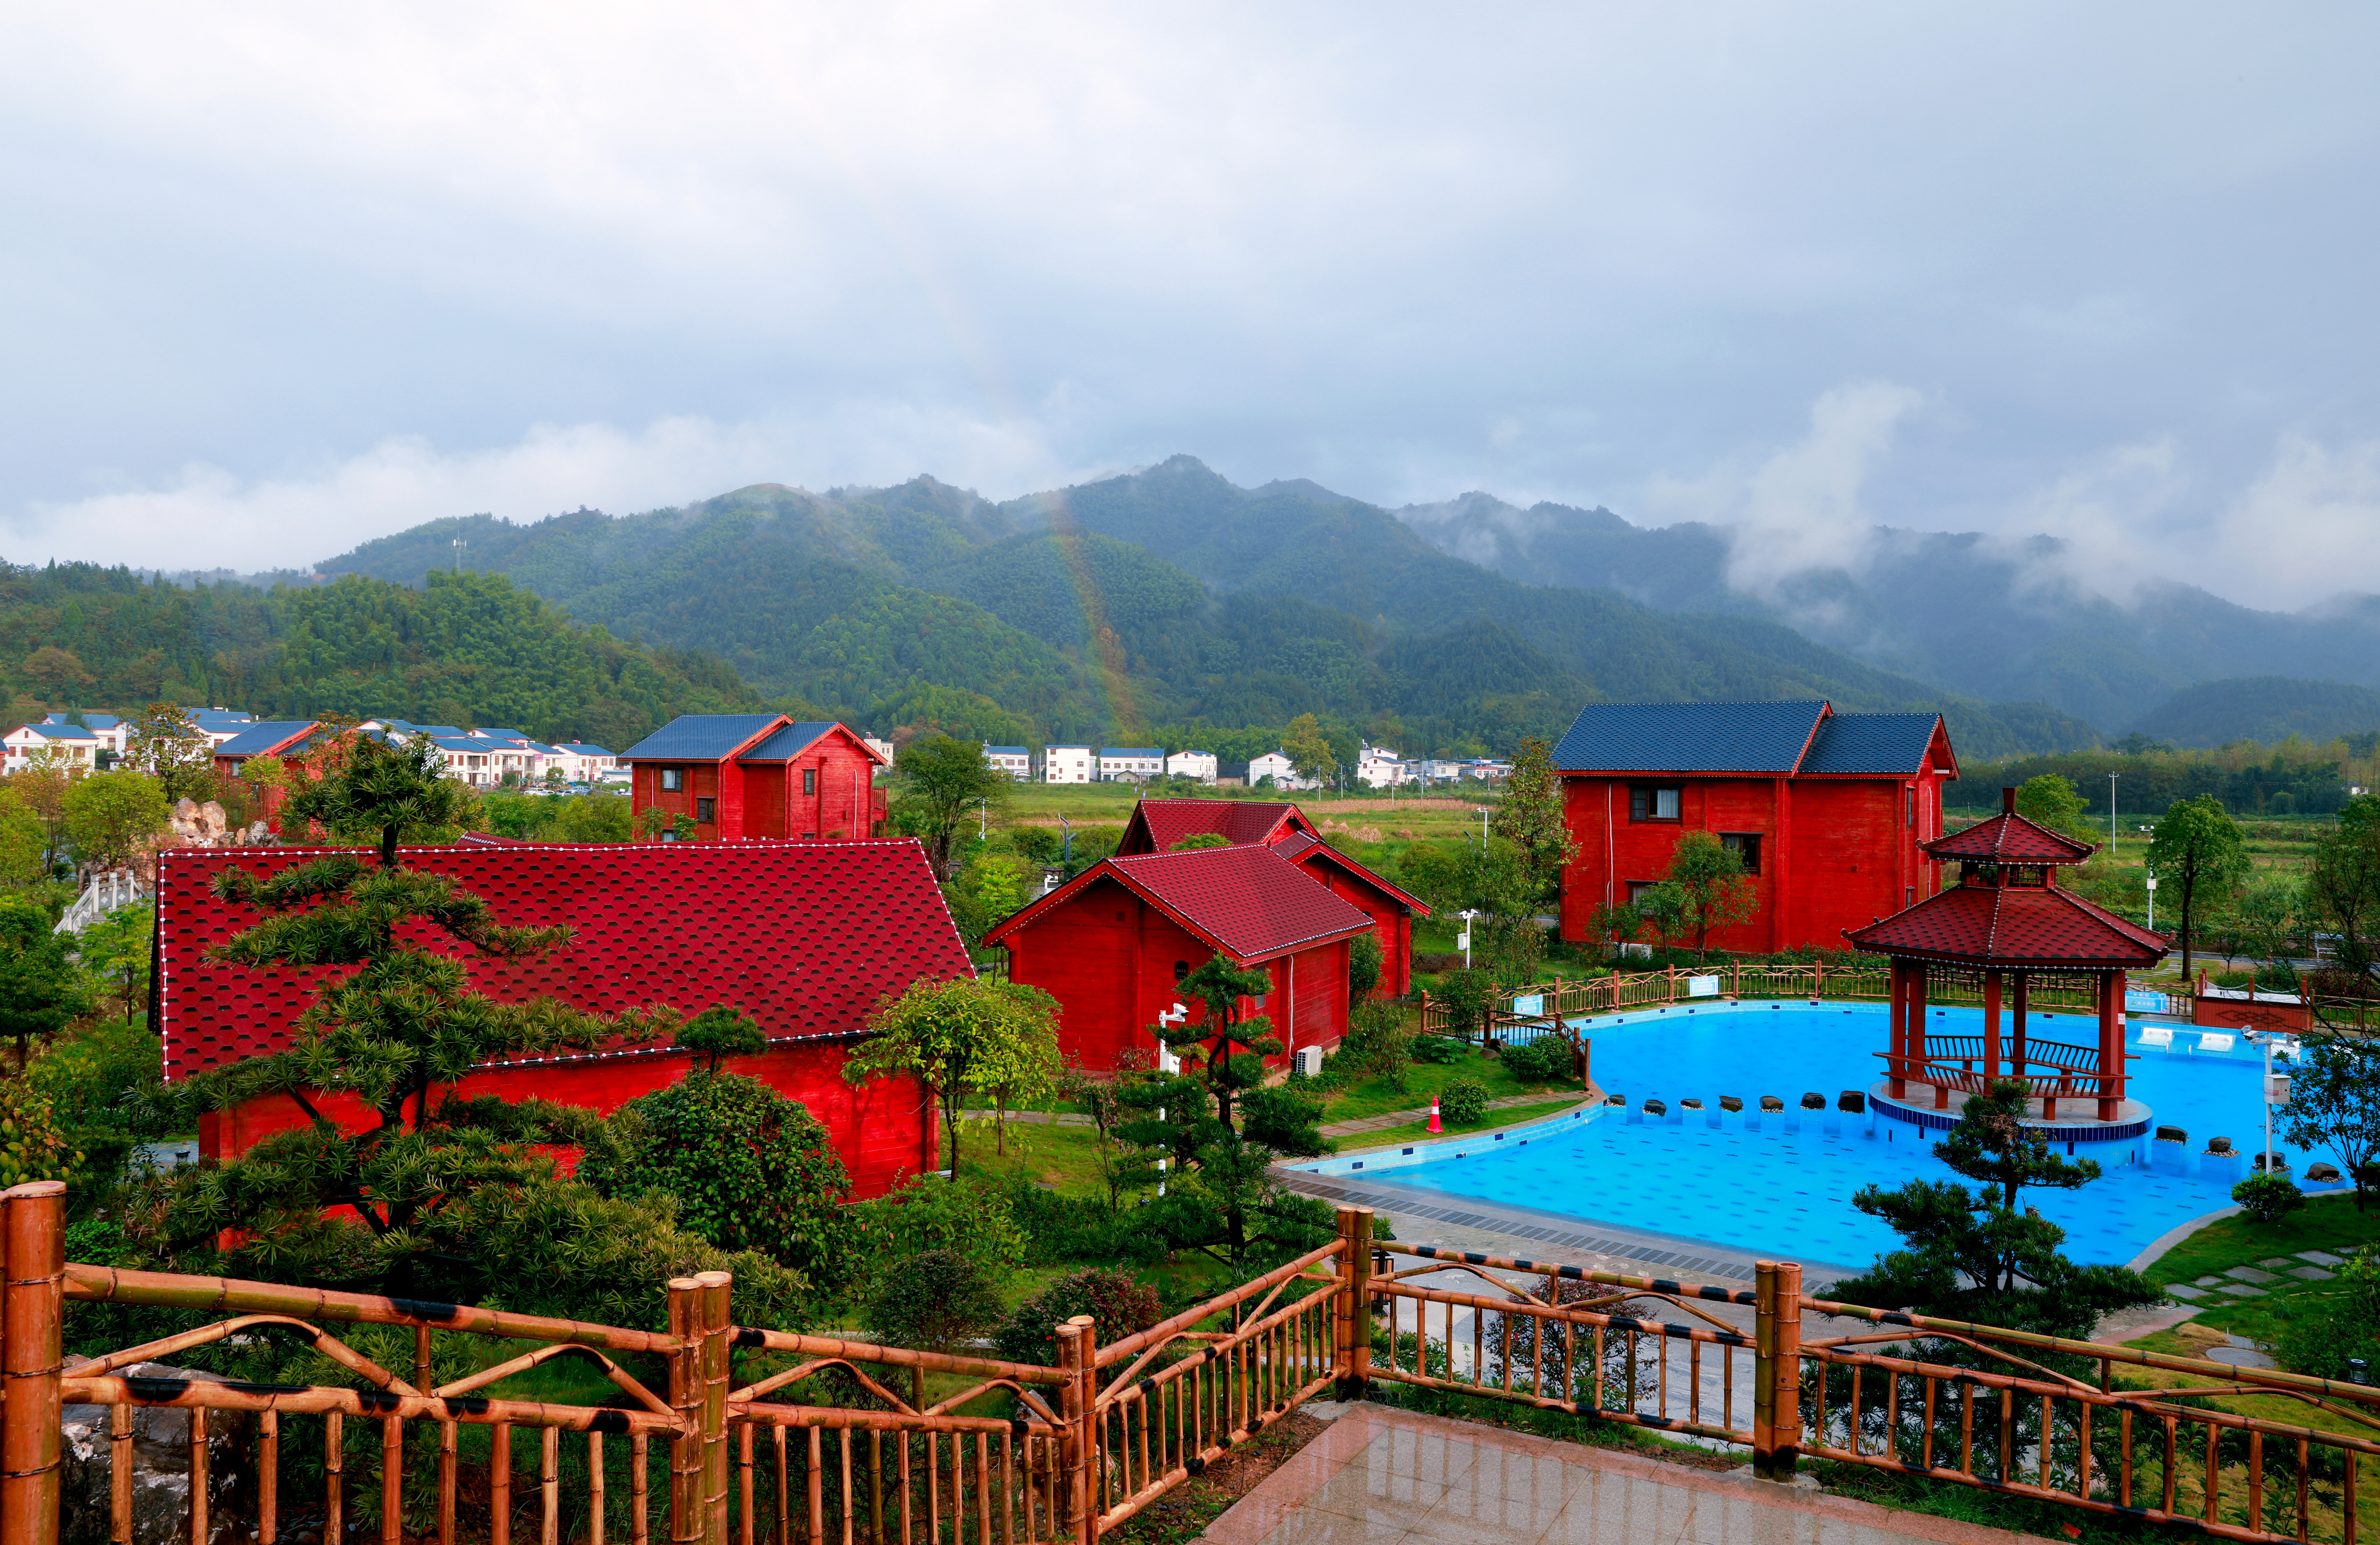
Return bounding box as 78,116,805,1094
550,742,619,783
1097,747,1164,784
40,712,131,755
1355,745,1408,788
1165,749,1218,784
863,736,896,765
3,721,100,772
1247,750,1317,789
1043,745,1094,783
984,744,1035,782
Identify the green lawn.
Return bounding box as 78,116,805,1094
1339,1097,1589,1151
2141,1191,2380,1293
1319,1049,1583,1124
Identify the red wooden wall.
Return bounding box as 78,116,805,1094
198,1039,935,1199
1004,876,1350,1074
633,730,885,842
1559,773,1946,953
1297,858,1415,995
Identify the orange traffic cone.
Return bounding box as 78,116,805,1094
1427,1096,1442,1133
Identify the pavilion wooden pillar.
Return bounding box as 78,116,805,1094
1887,960,1908,1098
1911,962,1943,1109
2010,971,2030,1085
1982,969,2003,1088
2098,972,2125,1120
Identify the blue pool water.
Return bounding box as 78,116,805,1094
1322,1003,2319,1270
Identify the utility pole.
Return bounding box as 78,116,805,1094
453,537,466,572
2109,772,2119,859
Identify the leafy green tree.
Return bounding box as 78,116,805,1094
891,735,1013,879
845,976,1060,1174
22,645,95,704
2308,803,2380,988
1584,899,1650,955
2145,794,2250,979
74,903,153,1022
1489,735,1575,907
61,771,169,872
1399,837,1546,979
674,1003,767,1071
124,702,217,803
993,1268,1162,1365
1166,833,1231,852
1280,713,1337,786
0,896,93,1069
578,1066,861,1293
941,847,1031,953
2014,773,2093,843
0,786,47,887
863,1249,1006,1408
2283,1033,2380,1212
1638,830,1757,959
1431,966,1497,1042
2231,877,2305,978
0,1079,80,1189
1348,931,1383,1000
13,745,76,873
1833,1083,2154,1335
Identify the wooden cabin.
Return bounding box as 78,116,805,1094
1554,701,1957,954
984,842,1376,1075
153,839,967,1197
622,715,888,842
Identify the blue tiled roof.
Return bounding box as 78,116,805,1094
984,745,1028,755
20,722,98,741
1801,712,1945,775
620,714,786,761
1550,701,1829,774
555,742,614,755
214,720,321,757
476,727,531,742
738,721,839,762
1101,747,1164,758
44,713,120,729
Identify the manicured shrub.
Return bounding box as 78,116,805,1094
1500,1039,1568,1084
1412,1036,1467,1066
1438,1076,1491,1126
994,1268,1163,1365
2232,1169,2306,1224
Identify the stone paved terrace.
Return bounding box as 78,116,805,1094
1198,1402,2068,1545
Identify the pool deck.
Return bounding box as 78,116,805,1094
1197,1400,2068,1545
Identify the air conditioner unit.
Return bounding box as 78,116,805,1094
1292,1047,1322,1078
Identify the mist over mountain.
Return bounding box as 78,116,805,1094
317,456,2102,759
1393,492,2380,734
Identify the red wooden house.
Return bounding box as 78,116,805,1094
622,715,889,842
983,842,1376,1075
1114,799,1430,995
153,838,970,1197
1554,701,1958,955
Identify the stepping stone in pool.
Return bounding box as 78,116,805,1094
2290,1266,2336,1281
2300,1250,2348,1267
2166,1283,2208,1300
2257,1257,2299,1269
2224,1267,2280,1284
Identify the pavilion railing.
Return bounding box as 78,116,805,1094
19,1181,2373,1544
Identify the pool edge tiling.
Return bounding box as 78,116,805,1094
1295,1000,2345,1271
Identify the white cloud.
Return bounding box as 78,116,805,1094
2207,436,2380,610
9,410,1086,570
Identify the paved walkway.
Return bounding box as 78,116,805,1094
1198,1402,2065,1545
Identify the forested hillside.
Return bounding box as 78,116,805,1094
1395,490,2380,732
0,563,761,748
2126,677,2380,749
321,458,2098,759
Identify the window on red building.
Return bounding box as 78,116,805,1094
1719,833,1762,874
661,767,685,792
696,797,716,824
1627,880,1659,903
803,767,817,795
1630,786,1682,822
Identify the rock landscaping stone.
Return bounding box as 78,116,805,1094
2301,1251,2348,1267
2224,1267,2280,1284
2225,1284,2270,1297
2166,1283,2208,1299
2194,1276,2230,1288
2259,1257,2300,1268
2291,1266,2337,1281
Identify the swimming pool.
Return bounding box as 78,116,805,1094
1302,1002,2323,1270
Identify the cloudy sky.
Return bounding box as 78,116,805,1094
4,4,2375,609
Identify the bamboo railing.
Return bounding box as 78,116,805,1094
12,1183,2369,1543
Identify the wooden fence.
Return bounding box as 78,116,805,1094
8,1181,2370,1543
1420,962,2163,1041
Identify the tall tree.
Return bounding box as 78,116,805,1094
2014,773,2093,842
0,786,46,887
1280,713,1337,788
1639,830,1757,959
1489,735,1576,907
14,744,78,873
21,645,95,704
2145,794,2250,979
2283,1034,2380,1213
890,735,1012,879
61,771,170,872
2308,797,2380,989
283,726,476,865
844,976,1060,1174
0,896,93,1069
124,701,217,803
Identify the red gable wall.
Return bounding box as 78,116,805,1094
156,839,969,1196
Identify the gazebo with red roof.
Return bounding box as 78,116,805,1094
984,841,1377,1073
1844,788,2170,1124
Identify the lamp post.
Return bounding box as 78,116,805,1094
2244,1030,2299,1176
2145,873,2157,931
1457,909,1479,969
1154,1006,1188,1195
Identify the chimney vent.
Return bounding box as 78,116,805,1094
2001,787,2017,814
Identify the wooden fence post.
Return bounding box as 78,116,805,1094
1753,1261,1803,1481
1334,1207,1374,1399
697,1271,733,1545
667,1277,703,1544
1,1180,66,1545
1054,1319,1090,1543
1071,1314,1099,1545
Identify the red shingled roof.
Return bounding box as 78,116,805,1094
984,843,1373,963
1924,809,2098,865
155,840,972,1080
1843,881,2169,969
1273,830,1432,916
1116,799,1310,856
